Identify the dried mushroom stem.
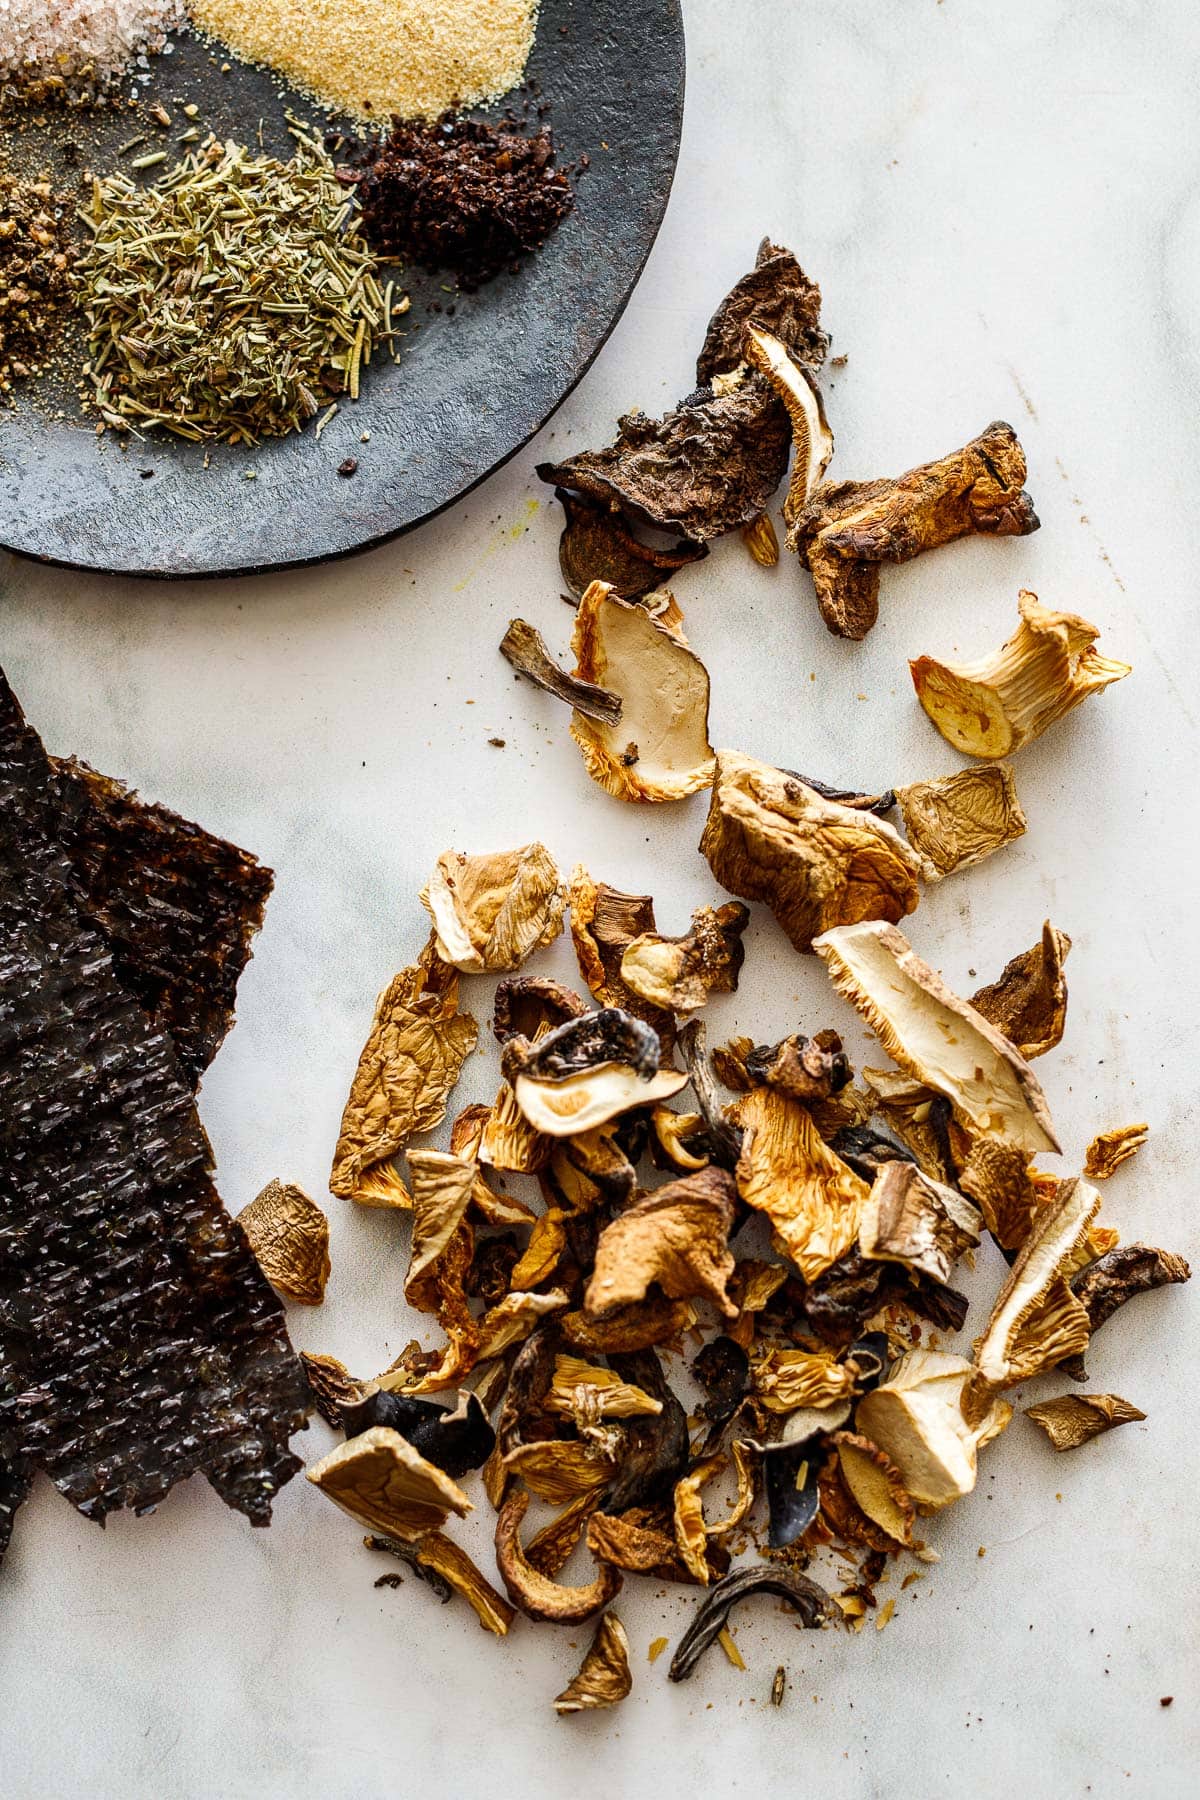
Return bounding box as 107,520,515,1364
667,1566,833,1682
499,619,623,725
911,591,1131,759
742,324,834,525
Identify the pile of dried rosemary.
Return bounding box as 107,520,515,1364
77,127,403,442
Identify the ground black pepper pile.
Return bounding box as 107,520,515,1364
0,169,76,395
347,112,575,291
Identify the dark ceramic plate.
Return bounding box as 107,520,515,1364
0,0,684,577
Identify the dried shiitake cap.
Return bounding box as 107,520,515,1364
306,1426,472,1543
238,1178,331,1304
894,764,1026,881
855,1349,1011,1509
421,844,565,973
911,590,1131,759
554,1612,633,1714
970,920,1071,1061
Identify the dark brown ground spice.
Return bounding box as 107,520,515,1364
343,112,575,292
0,167,76,395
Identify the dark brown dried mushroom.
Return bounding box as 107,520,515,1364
860,1162,981,1286
552,487,707,601
301,1352,364,1427
788,420,1039,640
585,1167,739,1320
506,1007,687,1137
895,765,1026,882
238,1179,331,1305
602,1349,690,1513
492,975,590,1044
569,866,677,1050
620,902,749,1014
695,238,829,382
1060,1245,1191,1380
499,618,623,726
668,1565,833,1682
744,1030,850,1101
970,921,1071,1061
554,1612,633,1714
1024,1393,1146,1451
678,1019,745,1171
560,1296,692,1356
495,1488,622,1624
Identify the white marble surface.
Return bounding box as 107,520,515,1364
2,2,1199,1794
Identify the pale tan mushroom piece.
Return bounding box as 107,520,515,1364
911,590,1131,759
569,580,717,803
544,1355,663,1423
408,1532,516,1635
752,1346,858,1412
814,920,1060,1155
585,1167,738,1319
238,1179,331,1305
1024,1393,1146,1451
895,764,1026,881
1084,1123,1149,1179
860,1163,982,1286
403,1150,477,1312
514,1061,688,1138
554,1613,633,1714
568,865,676,1048
733,1084,870,1282
701,750,922,953
673,1454,727,1584
855,1350,1012,1509
833,1433,917,1546
306,1426,472,1543
742,324,834,525
620,901,750,1013
421,843,565,973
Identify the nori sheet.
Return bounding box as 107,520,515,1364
0,670,307,1560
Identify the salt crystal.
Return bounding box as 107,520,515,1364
1,2,185,90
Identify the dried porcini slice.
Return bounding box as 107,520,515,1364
620,902,749,1014
701,751,922,953
553,487,707,601
306,1426,473,1543
668,1565,832,1682
554,1611,633,1714
238,1179,331,1305
696,238,829,383
789,420,1039,640
651,1106,711,1172
959,1136,1040,1253
733,1085,870,1283
832,1432,916,1547
860,1163,982,1286
855,1350,1011,1509
895,764,1027,881
1060,1245,1191,1380
475,1290,571,1362
970,921,1071,1061
1024,1393,1146,1451
585,1168,739,1320
672,1454,728,1583
743,325,834,524
495,1488,622,1624
911,591,1131,759
569,866,677,1048
403,1150,477,1313
503,1441,618,1505
421,844,565,974
1084,1124,1149,1180
499,618,623,725
815,920,1060,1155
330,946,478,1205
569,581,717,804
508,1009,687,1137
586,1509,681,1575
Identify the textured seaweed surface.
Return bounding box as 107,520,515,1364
0,672,306,1560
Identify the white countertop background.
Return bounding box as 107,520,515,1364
2,2,1198,1794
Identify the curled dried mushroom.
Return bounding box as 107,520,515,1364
552,487,707,602
620,901,749,1013
788,420,1039,640
911,591,1131,759
554,1612,633,1714
1024,1393,1146,1451
833,1432,916,1547
668,1565,832,1682
306,1427,472,1543
734,1084,869,1282
495,1488,622,1624
743,324,834,524
238,1179,331,1305
586,1168,738,1319
508,1008,687,1137
421,844,565,974
701,751,922,953
895,764,1026,881
970,921,1071,1061
1060,1244,1191,1380
860,1163,981,1286
1084,1123,1149,1180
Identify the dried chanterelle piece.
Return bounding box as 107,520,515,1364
1084,1123,1149,1180
569,581,716,803
620,901,750,1013
894,764,1026,882
554,1612,633,1714
911,591,1131,759
788,420,1039,640
1024,1393,1146,1452
421,844,565,974
238,1179,331,1305
701,751,923,953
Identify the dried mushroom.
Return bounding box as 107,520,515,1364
569,581,716,803
1024,1393,1145,1451
545,1356,663,1423
475,1290,571,1363
480,1075,552,1174
503,1441,617,1505
1084,1123,1149,1180
601,1350,690,1512
668,1565,832,1682
702,751,921,953
733,1085,870,1282
306,1427,472,1543
499,618,623,725
554,1612,633,1714
695,238,829,383
833,1433,916,1547
399,1531,516,1635
860,1163,981,1286
561,1297,691,1356
585,1168,739,1320
672,1454,727,1582
330,947,478,1205
911,591,1131,759
743,325,834,523
620,901,749,1013
753,1347,857,1412
815,921,1060,1155
788,421,1039,640
421,844,565,974
958,1137,1040,1253
403,1150,477,1312
894,765,1026,881
238,1179,331,1305
495,1488,622,1624
970,922,1071,1061
855,1350,1011,1509
587,1510,681,1576
1060,1245,1191,1380
569,866,677,1048
651,1106,711,1171
492,975,590,1043
302,1353,364,1427
508,1008,687,1137
746,1030,851,1102
552,487,706,602
342,1389,495,1480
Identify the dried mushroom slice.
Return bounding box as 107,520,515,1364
545,1356,663,1423
745,1031,851,1101
668,1565,832,1682
860,1163,981,1286
602,1349,690,1512
330,947,478,1204
733,1085,870,1283
855,1350,1012,1509
301,1352,364,1427
1060,1245,1190,1380
743,325,834,524
306,1426,472,1543
474,1289,571,1362
651,1106,711,1172
1084,1124,1149,1180
503,1441,617,1505
561,1297,691,1356
702,752,922,953
495,1488,622,1624
421,844,565,974
492,975,589,1044
672,1454,727,1583
911,591,1131,759
238,1179,331,1305
789,421,1039,640
510,1008,688,1137
959,1137,1040,1252
403,1151,477,1313
569,866,676,1048
403,1530,515,1635
815,920,1060,1155
620,901,749,1014
568,581,716,804
832,1433,916,1547
752,1347,858,1413
553,487,707,602
970,922,1071,1061
499,618,623,725
554,1612,633,1714
696,238,829,383
586,1510,681,1575
894,764,1026,881
480,1076,552,1175
1024,1393,1146,1451
585,1168,738,1320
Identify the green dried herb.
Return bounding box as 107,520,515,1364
77,128,398,444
